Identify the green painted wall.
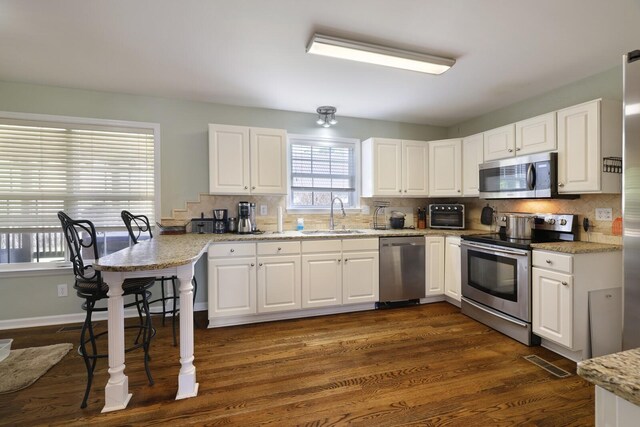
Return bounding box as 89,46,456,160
447,66,622,138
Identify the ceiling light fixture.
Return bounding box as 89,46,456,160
316,106,337,128
306,33,455,75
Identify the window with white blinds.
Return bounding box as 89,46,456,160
0,112,158,267
288,135,359,209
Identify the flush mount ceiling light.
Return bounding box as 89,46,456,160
306,33,455,75
316,106,337,128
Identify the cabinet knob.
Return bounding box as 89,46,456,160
558,183,565,187
344,259,348,263
546,259,552,264
250,263,255,267
515,147,521,151
404,189,407,193
230,248,235,253
244,186,248,189
252,186,256,190
457,189,461,193
508,149,513,152
277,247,282,251
259,263,263,267
561,281,568,286
398,189,402,193
337,259,341,263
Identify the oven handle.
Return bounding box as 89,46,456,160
461,241,529,257
462,297,528,328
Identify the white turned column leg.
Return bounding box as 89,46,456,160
101,271,132,412
175,262,199,400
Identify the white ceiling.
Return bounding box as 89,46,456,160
1,0,640,127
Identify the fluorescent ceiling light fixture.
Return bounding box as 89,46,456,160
306,34,455,75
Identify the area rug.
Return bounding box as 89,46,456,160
0,343,73,394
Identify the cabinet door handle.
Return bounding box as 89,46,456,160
546,259,552,264
337,259,341,263
277,247,282,251
457,189,461,193
250,263,255,267
404,189,407,193
558,183,565,187
515,147,521,151
398,189,402,193
252,186,256,190
561,281,568,286
230,248,235,253
508,149,513,152
244,186,248,189
259,263,263,267
344,259,348,263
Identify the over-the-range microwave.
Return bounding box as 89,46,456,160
479,152,559,199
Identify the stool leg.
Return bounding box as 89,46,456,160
79,300,95,409
192,277,198,304
134,293,144,345
141,292,154,386
171,277,178,346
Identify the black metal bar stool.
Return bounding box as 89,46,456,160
121,210,198,346
58,211,157,409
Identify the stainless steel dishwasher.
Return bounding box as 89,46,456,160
378,236,425,304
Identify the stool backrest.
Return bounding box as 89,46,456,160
58,211,101,283
121,210,153,244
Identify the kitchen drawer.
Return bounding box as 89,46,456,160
532,250,572,273
209,242,256,258
342,238,378,252
257,241,300,255
301,239,341,253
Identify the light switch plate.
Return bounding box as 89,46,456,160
595,208,613,221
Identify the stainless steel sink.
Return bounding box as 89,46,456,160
300,229,365,235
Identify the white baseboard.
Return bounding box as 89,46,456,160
0,302,209,331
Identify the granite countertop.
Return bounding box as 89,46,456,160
530,241,622,254
206,228,484,242
577,348,640,406
94,228,482,272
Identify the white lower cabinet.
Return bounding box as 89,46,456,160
342,241,379,304
532,249,622,361
425,236,445,297
208,242,257,317
209,238,379,327
257,254,301,313
595,385,640,427
301,252,342,308
444,236,461,304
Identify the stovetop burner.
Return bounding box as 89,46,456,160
462,213,578,250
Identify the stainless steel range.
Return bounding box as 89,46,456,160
460,213,577,345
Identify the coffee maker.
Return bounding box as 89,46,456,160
237,202,253,234
213,209,228,234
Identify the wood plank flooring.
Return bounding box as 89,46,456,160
0,303,595,426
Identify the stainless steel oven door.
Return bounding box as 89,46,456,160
461,241,531,322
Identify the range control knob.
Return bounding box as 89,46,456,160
559,219,567,226
546,218,556,225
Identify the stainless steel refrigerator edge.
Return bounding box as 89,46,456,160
623,50,640,350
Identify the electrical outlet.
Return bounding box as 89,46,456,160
57,284,68,297
595,208,613,221
361,205,370,215
260,205,268,216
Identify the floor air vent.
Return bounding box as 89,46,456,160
523,355,572,378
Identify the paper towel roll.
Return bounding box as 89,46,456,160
277,207,283,233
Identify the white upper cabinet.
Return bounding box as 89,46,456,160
462,133,484,196
556,99,622,194
483,124,516,161
402,140,430,196
515,112,557,156
428,138,462,197
362,138,428,197
209,124,287,195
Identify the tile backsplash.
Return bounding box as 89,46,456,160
169,193,622,245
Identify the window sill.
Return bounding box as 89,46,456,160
0,263,72,278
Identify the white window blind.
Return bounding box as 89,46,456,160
289,136,358,208
0,116,156,231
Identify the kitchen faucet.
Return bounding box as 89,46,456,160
329,196,346,230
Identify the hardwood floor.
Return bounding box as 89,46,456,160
0,303,594,426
